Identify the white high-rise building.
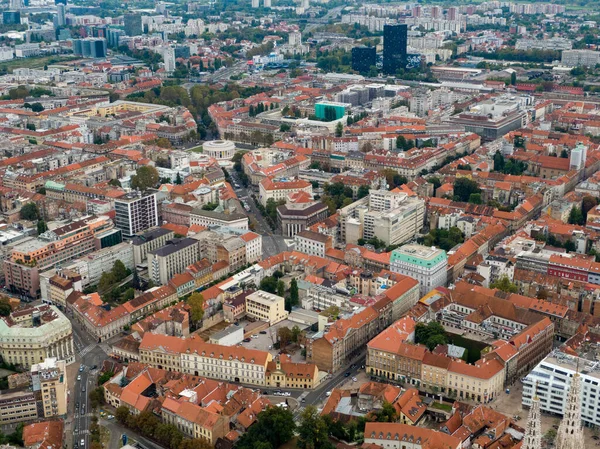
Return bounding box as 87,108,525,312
162,46,176,73
252,0,259,7
289,31,301,46
263,0,271,7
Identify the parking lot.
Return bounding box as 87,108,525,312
238,319,307,362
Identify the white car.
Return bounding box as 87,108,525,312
325,391,332,397
80,440,85,447
284,392,291,397
77,375,81,381
352,377,357,382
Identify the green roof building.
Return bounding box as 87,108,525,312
390,244,447,296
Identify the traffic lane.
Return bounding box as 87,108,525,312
304,356,366,406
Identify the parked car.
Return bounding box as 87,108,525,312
344,372,350,377
243,338,252,342
77,375,81,381
260,331,267,334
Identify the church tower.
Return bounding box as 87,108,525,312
556,373,585,449
522,387,541,449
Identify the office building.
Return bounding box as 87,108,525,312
383,24,407,74
390,244,447,295
148,238,200,285
124,13,142,36
245,290,288,325
0,391,38,424
294,229,332,257
72,38,107,58
132,227,174,265
107,28,125,47
2,11,20,25
162,46,175,73
56,4,66,26
0,305,75,369
351,46,377,73
115,192,159,238
31,358,68,418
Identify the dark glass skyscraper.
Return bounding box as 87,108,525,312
124,13,142,36
352,46,376,74
383,24,407,75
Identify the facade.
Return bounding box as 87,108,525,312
148,238,200,285
265,357,320,389
31,358,68,418
561,49,600,67
203,140,236,162
72,38,108,58
383,24,408,74
0,390,38,424
277,202,329,237
115,192,159,238
190,209,248,230
132,227,174,265
390,244,448,295
365,423,461,449
294,230,332,257
0,305,75,369
245,290,288,325
352,46,377,73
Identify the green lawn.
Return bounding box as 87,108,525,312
0,55,79,73
431,402,452,412
188,145,203,153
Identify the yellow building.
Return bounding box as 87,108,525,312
446,359,505,403
266,356,320,389
245,290,288,325
31,358,68,418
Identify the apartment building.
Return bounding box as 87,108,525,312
4,215,114,298
132,227,175,265
70,242,134,287
294,230,333,257
148,238,200,285
390,244,448,295
339,189,425,246
258,178,313,207
115,192,159,238
31,358,67,418
245,290,288,325
0,390,38,424
365,423,461,449
0,305,75,369
139,334,273,385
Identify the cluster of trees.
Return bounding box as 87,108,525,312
471,48,561,63
276,323,303,349
23,102,44,112
535,232,577,253
346,111,368,126
568,206,586,226
396,136,416,151
418,227,464,252
492,151,528,175
232,152,250,187
0,298,11,317
453,177,482,204
130,166,159,191
490,275,519,293
321,182,355,214
98,260,132,303
380,169,408,189
186,292,205,327
89,386,105,409
249,102,274,117
357,237,387,250
259,273,299,311
20,203,40,221
316,48,352,73
116,407,212,449
127,84,268,139
0,424,23,447
254,198,284,229
415,321,448,351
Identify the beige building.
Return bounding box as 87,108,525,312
139,334,273,386
0,390,38,424
148,238,200,285
245,290,288,325
132,228,174,265
31,358,68,418
0,305,75,369
446,359,505,403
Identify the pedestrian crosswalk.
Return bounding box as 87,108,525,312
79,344,95,358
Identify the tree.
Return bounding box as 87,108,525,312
453,177,481,202
187,292,205,324
259,276,278,294
415,322,448,350
130,166,159,191
335,121,343,137
108,179,121,187
89,387,105,409
297,406,333,449
493,151,505,172
278,326,293,348
236,406,295,449
37,220,47,235
510,71,517,85
277,280,285,297
375,401,397,422
20,203,39,220
582,196,598,222
560,149,569,158
568,206,585,225
175,172,183,185
291,325,302,343
97,371,114,385
7,424,23,446
428,176,441,193
98,272,116,295
290,278,299,307
357,184,370,199
490,275,518,293
30,102,44,112
0,299,11,317
112,260,129,282
544,429,557,442
468,193,483,204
